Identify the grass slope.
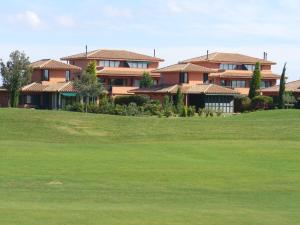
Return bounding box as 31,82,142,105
0,109,300,225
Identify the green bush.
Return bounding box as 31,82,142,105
198,108,204,117
66,102,84,112
187,106,196,117
216,109,223,117
114,95,150,106
251,95,273,110
98,102,115,114
143,100,162,116
87,103,99,113
234,96,251,112
127,103,141,116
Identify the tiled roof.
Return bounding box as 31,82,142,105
97,68,160,77
22,82,77,93
131,84,238,95
30,59,81,71
260,80,300,93
210,70,280,79
181,52,276,65
153,63,218,73
61,49,164,62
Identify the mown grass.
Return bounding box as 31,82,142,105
0,109,300,225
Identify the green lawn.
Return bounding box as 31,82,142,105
0,109,300,225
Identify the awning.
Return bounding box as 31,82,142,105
61,93,77,97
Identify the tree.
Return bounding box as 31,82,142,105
74,61,103,112
0,51,32,107
85,61,97,77
140,72,154,88
162,95,173,117
175,87,184,115
278,63,287,109
249,62,262,99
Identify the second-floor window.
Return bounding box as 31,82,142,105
231,80,246,88
220,64,236,70
99,60,120,68
203,73,209,83
261,80,272,88
42,69,49,81
66,70,71,82
127,61,148,69
179,72,188,84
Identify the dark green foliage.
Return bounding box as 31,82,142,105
278,63,287,109
198,108,204,117
65,102,84,112
85,61,97,78
175,88,184,115
0,50,32,107
234,95,251,112
283,92,297,109
74,61,104,111
251,95,273,110
249,62,262,99
162,95,174,117
143,100,162,116
140,72,154,88
187,106,196,117
114,95,150,106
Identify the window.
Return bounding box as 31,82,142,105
179,72,188,84
128,61,148,69
99,60,120,68
42,69,49,81
66,70,71,81
220,64,237,70
231,80,246,88
110,79,127,86
220,80,226,86
26,95,32,104
153,80,158,85
245,64,255,71
261,80,272,88
203,73,209,83
133,79,140,87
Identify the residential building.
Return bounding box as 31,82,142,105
260,80,300,98
61,49,164,96
0,88,9,107
180,52,280,95
19,59,82,109
131,63,238,113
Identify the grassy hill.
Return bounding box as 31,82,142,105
0,109,300,225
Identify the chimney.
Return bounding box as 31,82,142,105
206,50,209,60
85,45,88,57
154,49,156,57
265,52,268,61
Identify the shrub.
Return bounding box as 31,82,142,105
216,109,223,117
163,95,174,117
198,108,204,117
114,95,150,106
143,100,162,116
66,102,84,112
187,106,196,117
251,95,273,110
98,102,115,114
234,95,251,112
87,103,99,113
127,103,140,116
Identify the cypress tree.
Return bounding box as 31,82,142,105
175,87,184,115
249,62,262,99
278,63,287,109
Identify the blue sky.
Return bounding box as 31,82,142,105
1,0,300,81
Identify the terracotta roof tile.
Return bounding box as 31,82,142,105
22,82,77,93
181,52,276,65
154,63,218,73
97,68,160,77
131,84,238,95
61,49,164,62
30,59,81,71
210,70,280,79
260,80,300,93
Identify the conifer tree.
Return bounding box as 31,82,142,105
249,62,262,99
278,63,287,109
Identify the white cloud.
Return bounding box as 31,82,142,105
16,11,42,29
56,15,76,28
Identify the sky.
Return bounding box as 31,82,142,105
1,0,300,82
